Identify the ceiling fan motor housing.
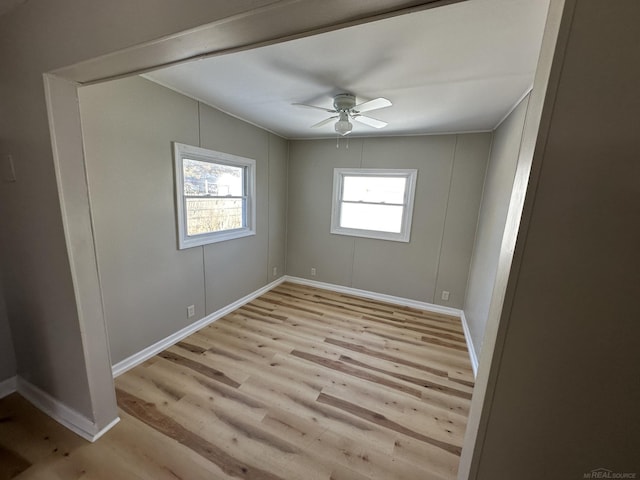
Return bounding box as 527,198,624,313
333,93,356,112
293,93,389,133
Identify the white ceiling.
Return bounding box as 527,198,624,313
144,0,549,139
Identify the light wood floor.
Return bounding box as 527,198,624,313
0,282,474,480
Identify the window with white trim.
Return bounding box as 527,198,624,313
331,168,418,242
174,142,256,249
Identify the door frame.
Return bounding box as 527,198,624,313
42,0,569,475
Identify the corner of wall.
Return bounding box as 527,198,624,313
0,376,17,399
460,312,479,377
16,377,120,442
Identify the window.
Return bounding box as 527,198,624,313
331,168,418,242
174,142,256,249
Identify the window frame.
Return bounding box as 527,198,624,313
173,142,256,249
330,168,418,243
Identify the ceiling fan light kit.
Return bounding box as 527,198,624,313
335,112,353,136
294,93,391,136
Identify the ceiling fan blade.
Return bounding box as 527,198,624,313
292,102,336,113
353,97,392,113
353,115,387,129
311,116,338,128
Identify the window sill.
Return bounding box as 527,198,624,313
330,227,410,243
178,228,255,249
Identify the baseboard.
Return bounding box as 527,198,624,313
112,276,287,377
17,377,120,442
0,376,17,398
111,274,479,381
460,311,479,378
283,276,463,318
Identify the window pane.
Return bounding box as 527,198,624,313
342,176,407,204
186,198,243,235
340,203,404,233
183,159,243,196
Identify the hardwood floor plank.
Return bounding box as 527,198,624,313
117,389,286,480
260,406,327,448
3,283,473,479
359,314,467,341
275,284,460,326
420,335,470,352
319,381,469,437
290,350,423,398
316,393,462,456
0,393,86,465
324,337,449,377
238,376,392,452
175,340,208,354
105,410,236,480
158,350,242,388
391,436,461,479
287,339,474,400
305,427,443,480
0,444,31,480
337,355,472,400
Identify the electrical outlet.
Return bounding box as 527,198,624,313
441,291,450,301
187,305,195,318
310,267,316,276
272,266,278,277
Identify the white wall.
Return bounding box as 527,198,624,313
79,76,287,365
287,134,491,308
464,95,530,356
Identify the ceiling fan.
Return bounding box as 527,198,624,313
293,93,392,136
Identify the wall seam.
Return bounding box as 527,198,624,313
197,102,202,147
348,139,366,287
198,102,208,315
284,140,290,275
202,246,207,314
432,135,458,303
462,131,495,315
267,133,272,282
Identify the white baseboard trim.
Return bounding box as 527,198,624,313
283,276,463,318
17,377,120,442
111,274,479,381
0,376,17,398
460,311,478,378
112,276,287,378
92,416,121,442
